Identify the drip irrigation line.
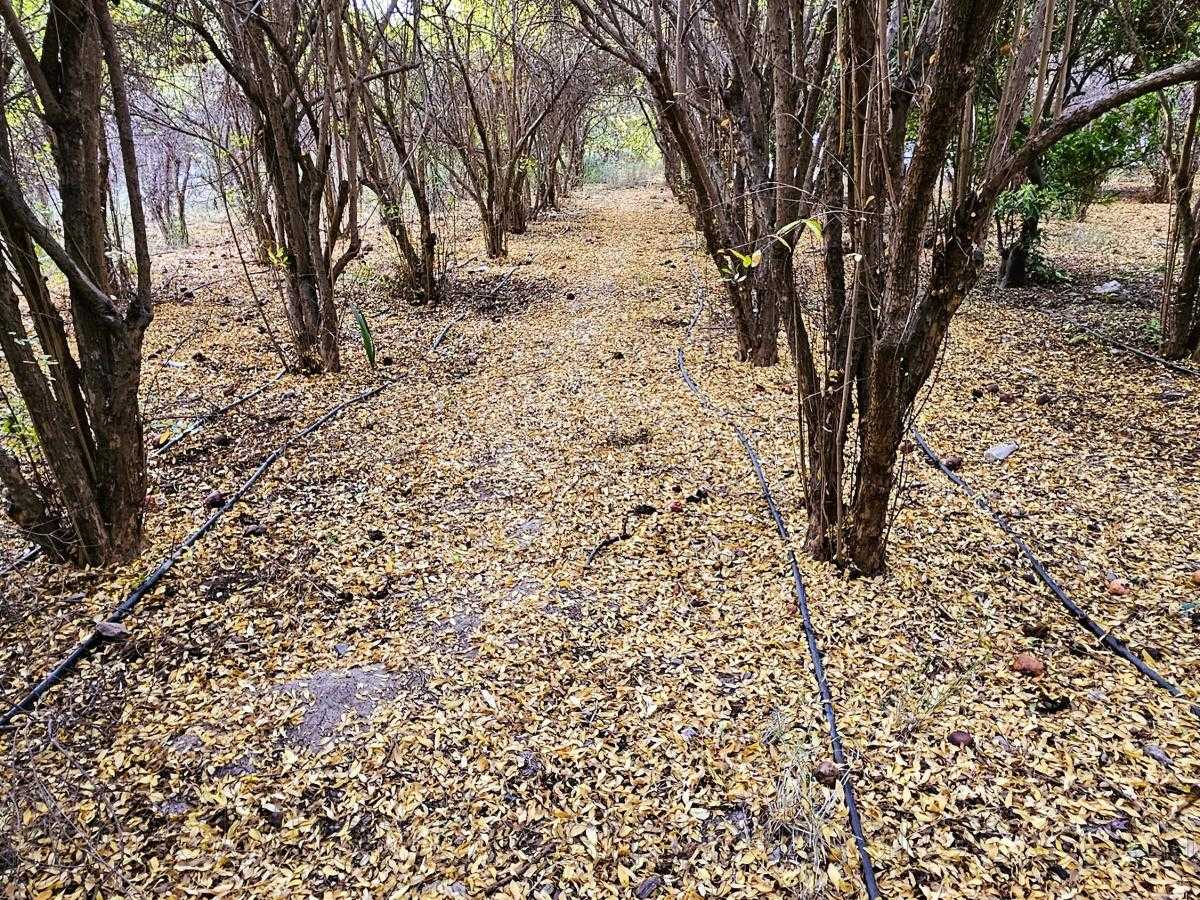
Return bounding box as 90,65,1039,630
152,369,286,456
430,259,529,353
0,371,288,579
1069,319,1200,379
913,429,1200,721
0,545,41,578
430,312,468,352
0,379,392,729
677,283,881,899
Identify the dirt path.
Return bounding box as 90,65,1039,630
3,187,1198,898
2,189,857,897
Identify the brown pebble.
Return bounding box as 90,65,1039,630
1107,578,1131,596
814,759,838,787
948,730,974,748
1012,651,1045,677
943,454,963,471
204,490,226,509
1190,570,1200,587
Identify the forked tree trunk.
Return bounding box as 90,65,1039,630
0,0,151,565
1161,228,1200,360
482,210,506,258
999,211,1039,288
1161,87,1200,361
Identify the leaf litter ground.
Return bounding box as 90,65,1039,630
1,188,1198,899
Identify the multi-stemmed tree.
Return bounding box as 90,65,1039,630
347,1,446,305
147,0,364,373
431,0,587,257
0,0,153,564
572,0,1200,573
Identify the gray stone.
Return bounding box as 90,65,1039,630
512,517,544,548
167,732,205,754
1092,280,1122,295
95,621,129,639
984,441,1019,462
213,755,256,778
277,666,408,751
1144,744,1174,768
157,797,192,817
636,875,664,898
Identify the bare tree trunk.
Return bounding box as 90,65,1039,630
0,0,151,564
1161,86,1200,360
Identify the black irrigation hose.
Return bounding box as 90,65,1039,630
430,312,468,352
430,259,528,353
1070,320,1200,379
0,545,42,578
0,379,392,729
677,290,881,899
0,371,287,578
152,369,286,456
912,429,1200,721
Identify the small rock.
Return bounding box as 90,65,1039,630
167,732,205,753
971,387,984,399
1012,652,1045,677
1144,744,1174,768
1092,279,1122,295
1106,578,1131,596
95,621,129,640
214,434,233,448
334,642,350,658
1021,622,1050,639
986,383,1000,395
203,490,226,509
635,875,664,899
245,523,267,537
1036,393,1053,406
814,759,839,787
999,391,1017,404
367,528,385,542
984,441,1019,462
1191,570,1200,587
942,454,964,471
670,500,684,513
948,730,973,748
157,797,192,817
